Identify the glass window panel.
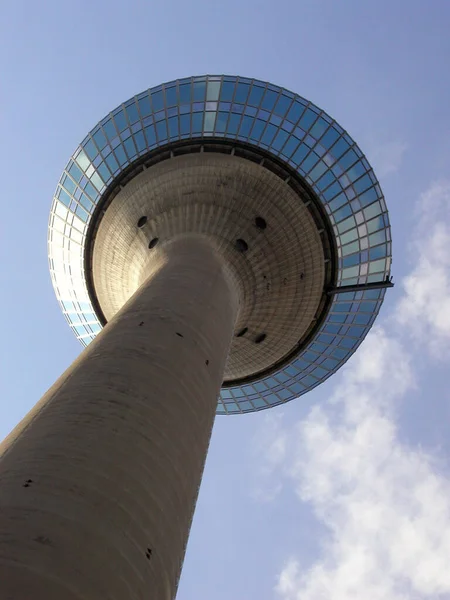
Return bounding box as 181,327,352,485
330,136,350,159
353,174,372,195
369,230,386,246
214,112,228,133
179,114,190,135
178,83,190,104
83,139,97,161
138,95,151,117
340,227,359,244
124,137,136,158
342,266,360,278
102,120,117,141
342,253,360,268
323,181,341,202
301,152,319,174
342,240,359,256
347,160,366,182
114,146,127,166
63,176,76,195
287,100,306,124
309,160,327,182
239,115,253,138
359,186,378,207
84,182,97,201
281,135,300,158
203,112,215,133
339,148,358,170
369,244,387,260
79,193,91,211
75,150,90,171
165,86,177,107
317,170,335,191
249,119,265,141
274,94,291,117
248,84,265,107
337,215,356,233
321,126,340,148
75,204,88,222
105,153,119,173
93,129,107,151
145,125,157,146
134,130,147,152
299,108,317,132
369,258,386,274
156,120,168,141
227,113,241,135
220,81,235,102
151,90,164,112
261,123,277,145
310,117,328,139
206,80,220,101
261,89,277,111
125,102,140,124
364,201,382,220
193,81,206,101
271,129,289,151
58,188,71,207
334,203,352,223
113,110,127,132
234,82,250,104
168,116,179,138
192,112,203,133
291,144,309,165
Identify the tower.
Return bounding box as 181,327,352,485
0,75,392,599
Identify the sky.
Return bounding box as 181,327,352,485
1,1,450,598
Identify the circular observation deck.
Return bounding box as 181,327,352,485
48,75,392,414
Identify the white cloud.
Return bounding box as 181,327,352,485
367,140,407,178
396,181,450,356
268,181,450,599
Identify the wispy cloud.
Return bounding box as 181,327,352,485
366,140,407,178
263,181,450,599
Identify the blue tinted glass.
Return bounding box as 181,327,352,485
321,126,340,148
84,182,98,200
215,112,228,133
227,113,241,134
271,129,289,151
165,86,177,107
220,81,235,101
180,114,190,135
93,129,107,150
138,95,151,117
359,186,378,207
287,100,305,124
234,82,250,104
68,162,83,182
249,119,265,141
192,112,203,133
281,136,300,158
342,253,360,268
97,162,111,182
206,81,220,101
239,115,253,138
113,110,127,132
179,83,191,104
156,120,168,141
145,125,156,146
151,91,164,112
261,89,277,111
124,137,136,158
323,181,341,201
193,81,206,101
299,109,317,131
58,188,71,207
340,149,358,170
261,123,277,145
353,174,372,195
83,139,97,160
274,94,291,117
168,116,179,137
317,170,335,191
301,152,319,174
75,204,88,222
331,137,350,159
125,102,140,124
248,85,264,106
114,146,127,166
310,117,328,139
102,120,117,142
63,176,76,194
134,130,146,152
79,193,91,211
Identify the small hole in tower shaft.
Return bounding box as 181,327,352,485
255,216,267,230
137,216,148,228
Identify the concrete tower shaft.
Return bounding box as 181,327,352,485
0,237,238,599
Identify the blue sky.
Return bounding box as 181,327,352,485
1,1,450,598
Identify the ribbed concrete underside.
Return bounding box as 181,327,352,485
92,153,325,382
0,238,238,599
